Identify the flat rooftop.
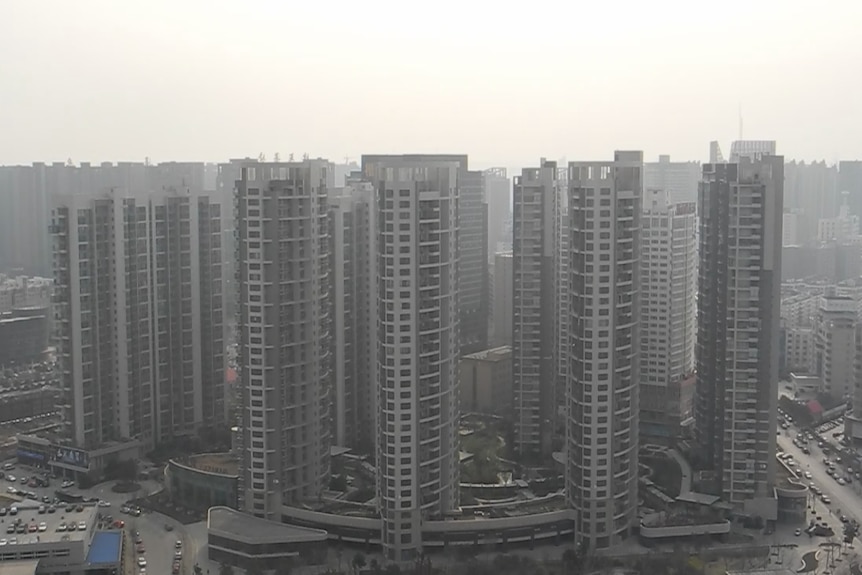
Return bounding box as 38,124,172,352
86,531,122,565
187,452,239,476
0,502,97,545
0,559,40,575
208,506,328,545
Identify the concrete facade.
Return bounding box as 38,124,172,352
362,156,461,562
490,251,513,347
644,155,701,205
512,160,561,459
566,151,642,550
327,177,378,453
51,188,225,451
695,155,783,510
639,191,697,442
235,160,333,519
459,346,513,418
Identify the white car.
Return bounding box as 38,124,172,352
98,500,110,508
77,521,87,531
6,475,15,482
137,556,147,567
804,471,813,479
61,480,75,488
37,522,47,532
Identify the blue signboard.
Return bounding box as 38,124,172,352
51,445,90,469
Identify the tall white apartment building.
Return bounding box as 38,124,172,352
235,160,332,520
729,140,777,162
556,165,570,432
784,327,817,373
51,188,225,450
782,212,800,246
328,176,378,453
639,191,697,443
644,155,701,205
566,151,642,550
695,155,782,513
485,168,511,258
491,251,513,347
459,168,490,354
362,156,460,563
816,293,857,399
513,160,561,459
818,192,860,243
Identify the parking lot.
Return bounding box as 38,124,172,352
1,459,206,575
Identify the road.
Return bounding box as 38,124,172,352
778,432,862,528
776,429,862,573
1,463,204,575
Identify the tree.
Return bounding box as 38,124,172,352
194,564,203,575
492,555,511,574
219,564,235,575
413,552,432,575
352,553,367,575
369,559,381,575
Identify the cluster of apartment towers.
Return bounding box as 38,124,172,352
39,142,782,562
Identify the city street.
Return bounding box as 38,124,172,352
776,428,862,573
778,432,862,527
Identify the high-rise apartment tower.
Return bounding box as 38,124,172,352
512,160,561,459
235,160,333,520
51,188,225,450
695,155,782,511
362,155,461,562
566,151,642,550
639,190,697,443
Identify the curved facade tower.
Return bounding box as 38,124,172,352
363,156,461,563
236,160,332,520
566,151,642,550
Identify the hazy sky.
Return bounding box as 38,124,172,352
1,0,860,169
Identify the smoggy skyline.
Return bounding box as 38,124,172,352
1,0,860,168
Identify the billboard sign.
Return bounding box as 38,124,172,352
51,445,90,469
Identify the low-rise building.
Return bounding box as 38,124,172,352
167,452,239,511
207,506,327,572
0,503,120,575
459,346,512,418
15,434,141,484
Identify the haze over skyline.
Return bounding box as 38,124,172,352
1,0,860,168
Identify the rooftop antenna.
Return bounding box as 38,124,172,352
738,102,743,140
273,152,280,162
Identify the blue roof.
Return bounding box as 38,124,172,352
86,531,122,565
